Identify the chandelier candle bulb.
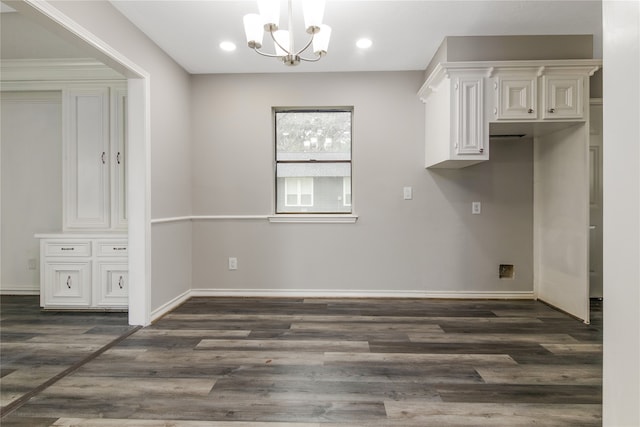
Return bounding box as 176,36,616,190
313,24,332,55
257,0,280,30
243,14,264,48
302,0,326,32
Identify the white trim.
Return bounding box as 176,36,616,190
1,58,125,82
151,216,195,224
189,288,534,299
419,59,602,102
150,289,191,323
0,286,39,295
150,214,358,224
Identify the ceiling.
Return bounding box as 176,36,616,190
1,1,602,75
110,0,602,74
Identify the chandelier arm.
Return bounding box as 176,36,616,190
269,31,290,56
293,33,315,57
298,54,323,63
252,46,283,59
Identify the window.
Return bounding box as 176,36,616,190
275,108,352,214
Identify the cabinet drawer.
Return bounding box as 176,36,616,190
96,241,128,256
44,241,91,257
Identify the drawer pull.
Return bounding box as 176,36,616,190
118,276,124,289
61,247,75,251
113,247,127,251
548,108,556,113
66,276,72,289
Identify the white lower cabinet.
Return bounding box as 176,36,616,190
97,262,128,307
38,235,127,310
43,261,92,307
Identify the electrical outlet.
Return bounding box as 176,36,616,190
228,257,238,270
472,201,481,214
27,258,38,270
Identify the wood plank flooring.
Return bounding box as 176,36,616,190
1,297,603,426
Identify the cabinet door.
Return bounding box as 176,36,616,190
96,262,128,308
495,76,537,120
111,89,128,229
64,88,110,229
43,261,91,307
542,76,584,119
453,76,485,155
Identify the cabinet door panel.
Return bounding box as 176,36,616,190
112,89,128,229
96,262,128,307
44,262,91,307
496,76,537,120
543,76,583,119
454,77,485,155
64,88,110,229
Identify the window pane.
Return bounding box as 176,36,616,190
276,163,351,213
276,111,351,161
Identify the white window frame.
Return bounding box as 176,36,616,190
274,107,353,215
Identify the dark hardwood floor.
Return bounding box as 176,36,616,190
1,296,603,426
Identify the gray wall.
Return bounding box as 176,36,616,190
47,0,193,310
191,72,533,294
1,91,62,293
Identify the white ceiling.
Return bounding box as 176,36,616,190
110,0,602,75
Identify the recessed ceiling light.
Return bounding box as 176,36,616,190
220,41,237,52
356,38,372,49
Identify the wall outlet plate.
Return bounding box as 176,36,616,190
228,257,237,270
472,202,481,214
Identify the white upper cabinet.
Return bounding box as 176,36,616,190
420,60,600,168
419,67,490,169
63,84,127,230
541,75,584,119
491,65,593,122
64,87,110,229
495,74,538,120
111,88,128,229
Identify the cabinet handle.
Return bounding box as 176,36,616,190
117,152,121,165
528,108,534,114
548,108,556,113
101,152,106,164
118,276,124,289
66,276,72,289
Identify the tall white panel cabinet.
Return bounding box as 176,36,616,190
63,85,127,231
40,82,128,310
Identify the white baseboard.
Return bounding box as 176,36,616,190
150,289,191,323
189,288,535,300
0,285,39,295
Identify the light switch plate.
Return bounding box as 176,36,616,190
403,186,413,200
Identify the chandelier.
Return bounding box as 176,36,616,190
243,0,332,66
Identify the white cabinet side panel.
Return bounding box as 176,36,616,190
534,124,590,321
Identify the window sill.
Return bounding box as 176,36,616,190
268,214,358,224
